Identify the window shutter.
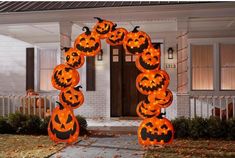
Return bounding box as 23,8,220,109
26,48,34,91
86,57,96,91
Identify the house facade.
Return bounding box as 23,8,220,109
0,2,235,119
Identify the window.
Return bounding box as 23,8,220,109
191,45,214,90
220,44,235,90
39,48,57,91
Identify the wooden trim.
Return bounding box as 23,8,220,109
86,56,95,91
26,47,34,91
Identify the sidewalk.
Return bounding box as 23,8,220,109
50,135,145,158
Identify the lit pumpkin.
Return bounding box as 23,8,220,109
59,86,84,109
65,48,85,69
93,17,114,39
74,26,101,56
136,98,161,119
135,47,160,72
136,70,170,95
138,113,174,145
48,102,79,144
123,26,151,55
148,89,173,108
106,24,127,46
51,64,79,90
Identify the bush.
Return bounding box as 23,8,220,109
76,115,88,136
172,117,190,138
227,119,235,140
40,116,51,135
0,116,14,134
8,112,28,133
189,117,209,139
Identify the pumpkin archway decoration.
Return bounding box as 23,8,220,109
50,17,174,146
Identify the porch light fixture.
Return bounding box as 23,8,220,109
97,49,103,61
168,47,174,59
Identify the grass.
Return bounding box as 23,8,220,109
143,139,235,158
0,134,65,158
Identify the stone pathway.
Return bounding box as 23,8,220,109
50,135,145,158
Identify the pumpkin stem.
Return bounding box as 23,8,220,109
94,17,103,22
157,112,166,119
132,26,140,33
56,101,64,110
61,47,70,52
111,24,117,31
74,85,82,91
82,26,91,35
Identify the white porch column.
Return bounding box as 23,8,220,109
176,18,190,117
59,21,72,63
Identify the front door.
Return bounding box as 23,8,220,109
110,44,161,117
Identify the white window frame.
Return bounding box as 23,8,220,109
188,37,235,96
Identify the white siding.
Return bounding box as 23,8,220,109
0,35,32,94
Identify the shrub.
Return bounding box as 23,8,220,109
226,118,235,140
40,116,51,135
23,115,41,134
76,115,88,136
8,112,28,133
172,117,190,138
0,116,14,134
207,117,226,138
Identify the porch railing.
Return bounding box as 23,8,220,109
190,95,235,120
0,95,59,118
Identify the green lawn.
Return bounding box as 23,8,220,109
144,139,235,158
0,134,65,158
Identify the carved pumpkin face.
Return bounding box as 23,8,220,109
106,24,127,46
136,70,170,95
74,27,101,56
48,102,79,143
93,17,114,39
59,86,84,109
136,47,160,72
123,26,151,55
65,48,85,69
148,89,173,108
51,64,79,90
136,98,161,119
138,115,174,145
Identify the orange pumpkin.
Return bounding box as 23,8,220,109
93,17,114,39
136,70,170,95
51,64,79,90
59,86,84,109
123,26,151,55
106,24,127,46
74,26,101,56
65,48,85,69
48,102,79,143
148,89,173,108
135,47,160,72
136,98,161,119
138,113,174,145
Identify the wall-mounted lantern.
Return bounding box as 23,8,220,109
168,47,174,59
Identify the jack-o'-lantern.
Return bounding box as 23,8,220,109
93,17,114,39
136,70,170,95
65,48,85,69
59,86,84,109
136,98,161,119
51,64,79,90
135,47,160,72
123,26,151,55
48,102,79,143
138,113,174,145
148,89,173,108
106,24,127,46
74,26,101,56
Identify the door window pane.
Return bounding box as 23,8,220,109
191,45,214,90
220,44,235,90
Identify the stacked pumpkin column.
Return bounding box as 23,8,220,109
123,26,174,146
48,47,85,143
